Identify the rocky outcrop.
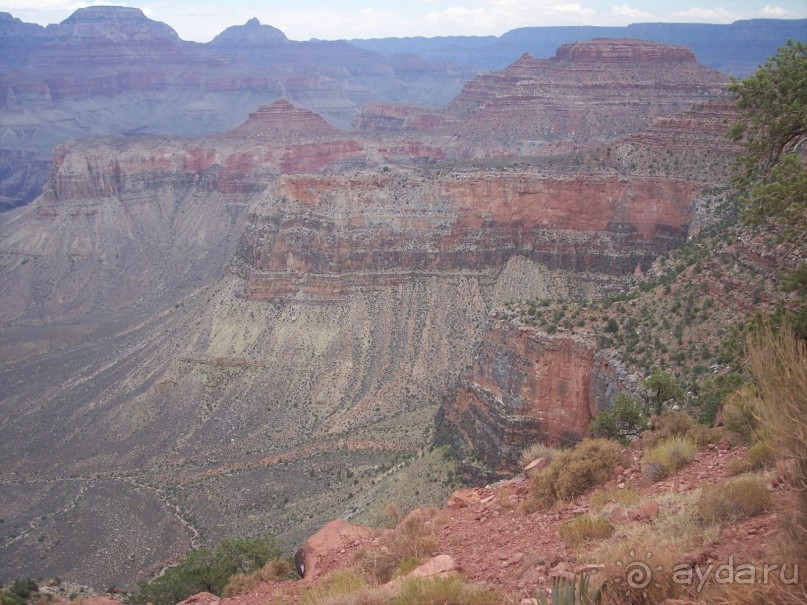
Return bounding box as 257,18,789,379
436,321,629,481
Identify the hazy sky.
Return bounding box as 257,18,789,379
1,1,805,41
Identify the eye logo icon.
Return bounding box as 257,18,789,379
615,550,663,598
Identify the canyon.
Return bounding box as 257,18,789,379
0,27,755,593
0,8,802,211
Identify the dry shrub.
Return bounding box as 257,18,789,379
529,439,627,509
598,540,684,605
559,515,614,547
222,559,292,597
356,510,438,584
390,576,501,605
642,436,697,482
748,322,807,551
697,476,770,525
589,486,640,512
722,385,763,444
519,441,559,468
642,410,713,450
748,440,774,467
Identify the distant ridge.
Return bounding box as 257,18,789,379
351,18,807,76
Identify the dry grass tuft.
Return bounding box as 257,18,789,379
641,410,715,450
697,477,770,525
519,441,559,468
589,486,640,512
748,322,807,554
559,515,614,547
642,436,697,482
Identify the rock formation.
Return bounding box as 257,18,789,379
436,321,629,481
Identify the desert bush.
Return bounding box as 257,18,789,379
642,437,697,482
559,515,614,547
222,559,292,597
721,386,761,444
529,439,626,509
641,410,712,450
128,535,285,605
519,441,559,468
747,440,774,467
588,486,640,512
697,476,770,525
724,458,754,476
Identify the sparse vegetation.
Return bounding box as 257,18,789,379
222,559,293,597
536,573,603,605
355,510,439,584
519,441,559,468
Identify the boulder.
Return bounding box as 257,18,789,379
294,519,373,579
524,457,549,478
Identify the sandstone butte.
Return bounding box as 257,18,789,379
0,36,752,593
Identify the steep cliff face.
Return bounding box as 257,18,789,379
436,321,628,480
233,169,701,302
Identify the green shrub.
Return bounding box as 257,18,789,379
128,535,286,605
590,393,648,444
529,439,626,508
537,573,603,605
559,515,614,547
642,437,697,482
697,477,770,525
9,581,37,601
748,441,774,467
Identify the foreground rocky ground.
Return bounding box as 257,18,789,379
169,441,799,604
